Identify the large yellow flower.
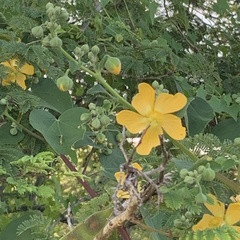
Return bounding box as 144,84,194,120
116,83,187,155
1,59,34,90
192,194,240,233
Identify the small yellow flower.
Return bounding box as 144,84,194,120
192,194,240,233
1,59,34,90
114,163,142,199
116,83,187,155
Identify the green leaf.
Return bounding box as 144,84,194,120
0,123,24,144
148,1,158,25
31,78,73,114
0,212,35,240
29,107,88,163
100,0,111,8
186,97,214,136
212,118,240,141
60,208,115,240
87,84,108,95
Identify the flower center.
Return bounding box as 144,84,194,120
208,217,223,228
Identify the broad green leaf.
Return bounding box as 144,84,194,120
87,84,108,95
148,1,158,25
29,107,88,163
31,78,73,114
0,123,24,144
0,212,36,240
212,118,240,141
186,97,214,136
60,208,117,240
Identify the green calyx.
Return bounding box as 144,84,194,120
56,69,73,91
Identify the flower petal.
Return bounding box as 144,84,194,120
160,114,186,140
233,226,240,234
136,124,163,155
114,172,126,185
192,214,223,231
1,59,17,71
116,110,150,134
15,72,27,89
225,203,240,226
132,163,142,171
20,63,34,75
154,93,187,114
205,194,225,218
116,190,130,199
132,83,155,116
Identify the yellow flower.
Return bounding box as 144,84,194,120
192,194,240,233
1,59,34,90
116,83,187,155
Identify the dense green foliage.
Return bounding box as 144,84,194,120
0,0,240,239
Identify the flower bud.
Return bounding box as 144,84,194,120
56,70,73,91
184,176,194,184
49,36,62,48
197,165,206,173
234,137,240,145
88,103,96,110
60,9,69,21
91,118,101,129
152,80,159,89
115,33,123,43
91,45,100,55
116,133,123,142
46,2,54,9
42,36,50,46
31,26,44,38
81,44,90,55
173,219,182,228
103,99,111,111
195,192,207,203
99,115,110,126
179,168,188,179
104,56,121,75
201,167,215,181
96,133,106,143
80,113,91,121
10,128,18,136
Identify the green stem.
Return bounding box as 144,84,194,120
3,110,45,142
60,47,134,111
169,137,240,193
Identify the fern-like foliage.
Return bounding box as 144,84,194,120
16,213,55,240
181,226,240,240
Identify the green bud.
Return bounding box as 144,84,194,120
81,44,90,55
99,115,110,126
201,167,215,181
91,118,101,129
31,26,44,38
56,70,73,91
88,52,96,62
54,6,61,15
46,2,54,9
173,219,182,228
235,97,240,104
80,113,91,121
116,133,123,142
91,45,100,55
188,171,194,177
184,176,194,184
179,168,188,178
198,165,206,173
195,192,207,203
74,47,83,57
115,33,123,43
103,99,111,111
96,133,106,143
103,148,112,155
150,40,158,47
46,7,55,19
104,56,121,75
234,137,240,145
185,211,192,218
60,9,69,21
152,80,159,89
88,103,96,110
49,36,62,48
10,128,18,136
42,36,50,46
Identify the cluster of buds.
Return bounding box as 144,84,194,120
31,2,69,48
152,80,169,95
174,211,193,230
80,100,114,154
